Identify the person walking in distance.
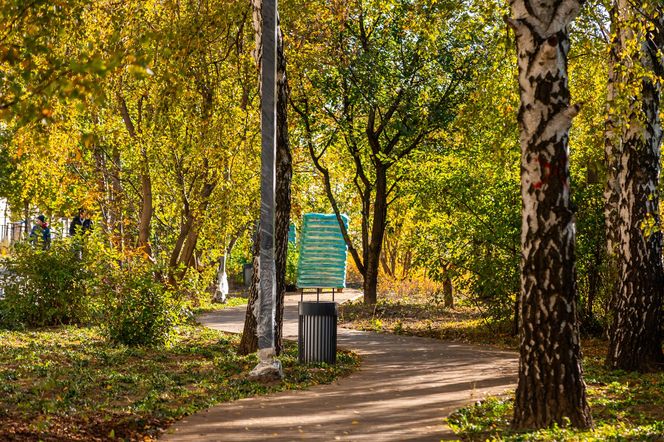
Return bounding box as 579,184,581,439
69,208,92,236
29,215,51,250
69,208,92,259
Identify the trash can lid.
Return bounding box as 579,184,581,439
299,301,337,316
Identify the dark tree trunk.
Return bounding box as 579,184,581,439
362,166,388,304
362,261,379,305
442,277,453,308
169,215,192,270
507,0,593,430
176,183,216,271
606,1,664,372
273,21,292,356
441,263,454,308
379,249,395,279
238,229,260,355
110,145,124,251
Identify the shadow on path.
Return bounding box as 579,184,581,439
161,290,517,441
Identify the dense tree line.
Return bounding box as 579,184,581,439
0,0,662,431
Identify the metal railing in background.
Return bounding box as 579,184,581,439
0,222,25,248
0,218,72,253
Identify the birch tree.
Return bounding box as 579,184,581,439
506,0,593,429
605,0,664,372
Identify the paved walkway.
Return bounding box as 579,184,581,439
161,290,517,441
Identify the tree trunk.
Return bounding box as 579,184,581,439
178,225,201,271
177,183,216,270
442,276,453,309
606,1,664,372
238,263,260,355
137,163,153,257
240,0,292,357
507,0,593,429
110,145,124,252
238,228,260,355
379,233,397,279
273,19,292,356
118,90,153,259
169,215,192,269
363,166,388,304
603,2,621,294
214,234,241,303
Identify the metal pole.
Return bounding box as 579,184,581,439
257,0,278,354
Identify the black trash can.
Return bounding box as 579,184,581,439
298,301,337,364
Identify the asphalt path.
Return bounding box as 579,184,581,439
161,290,517,441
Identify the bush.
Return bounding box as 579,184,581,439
286,242,299,287
105,264,182,347
0,241,93,328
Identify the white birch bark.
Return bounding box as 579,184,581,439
508,0,592,429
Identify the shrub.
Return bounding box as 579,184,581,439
105,264,182,347
0,241,93,328
286,242,299,287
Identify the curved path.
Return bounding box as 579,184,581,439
161,291,517,441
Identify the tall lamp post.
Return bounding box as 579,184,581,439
249,0,283,380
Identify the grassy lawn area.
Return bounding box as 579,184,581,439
339,294,664,441
339,297,518,349
447,339,664,441
0,324,358,441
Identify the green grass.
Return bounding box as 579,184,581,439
447,340,664,441
189,295,249,315
0,324,358,441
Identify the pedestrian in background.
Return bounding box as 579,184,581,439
69,208,92,259
29,215,51,250
69,208,92,236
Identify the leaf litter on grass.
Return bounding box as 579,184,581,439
0,325,359,441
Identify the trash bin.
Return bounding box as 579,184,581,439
298,301,337,364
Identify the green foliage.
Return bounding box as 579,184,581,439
404,33,521,322
177,264,219,304
104,264,182,347
0,241,93,328
0,144,15,199
286,241,299,286
447,397,511,437
0,0,642,350
0,0,119,121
